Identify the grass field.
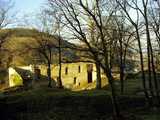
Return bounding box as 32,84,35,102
1,72,160,120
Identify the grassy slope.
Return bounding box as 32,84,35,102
1,28,78,66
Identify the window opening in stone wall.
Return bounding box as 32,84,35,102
74,77,76,84
87,64,93,83
78,65,81,73
65,67,68,75
35,68,41,80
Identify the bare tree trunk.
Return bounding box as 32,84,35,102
143,2,158,100
135,28,150,101
119,33,124,95
104,68,120,120
47,47,52,88
151,51,159,98
147,43,154,97
95,0,120,117
58,35,63,88
103,39,120,119
116,0,150,102
95,61,101,89
145,15,159,102
47,62,52,88
120,55,124,95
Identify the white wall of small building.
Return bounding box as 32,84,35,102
8,67,23,87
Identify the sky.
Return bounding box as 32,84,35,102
0,0,46,13
13,0,46,27
1,0,160,29
13,0,46,14
0,0,46,28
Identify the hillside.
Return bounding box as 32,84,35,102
0,28,79,67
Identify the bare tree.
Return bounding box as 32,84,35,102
136,0,159,103
47,0,121,119
31,11,55,87
116,0,150,102
116,0,160,105
112,14,137,94
0,0,14,28
0,0,14,47
0,0,14,68
149,0,160,49
48,0,103,89
30,10,62,88
54,13,63,88
31,31,59,88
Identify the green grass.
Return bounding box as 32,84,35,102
1,72,160,120
4,87,110,97
142,113,160,120
1,87,160,120
129,107,160,120
0,88,113,120
103,72,160,96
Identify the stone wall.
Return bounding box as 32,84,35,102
36,62,97,88
8,62,106,89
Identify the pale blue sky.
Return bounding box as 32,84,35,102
0,0,47,28
4,0,47,28
13,0,46,14
0,0,46,12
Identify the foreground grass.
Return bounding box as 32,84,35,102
0,87,159,120
1,72,160,120
141,112,160,120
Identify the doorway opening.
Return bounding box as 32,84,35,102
87,64,93,83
